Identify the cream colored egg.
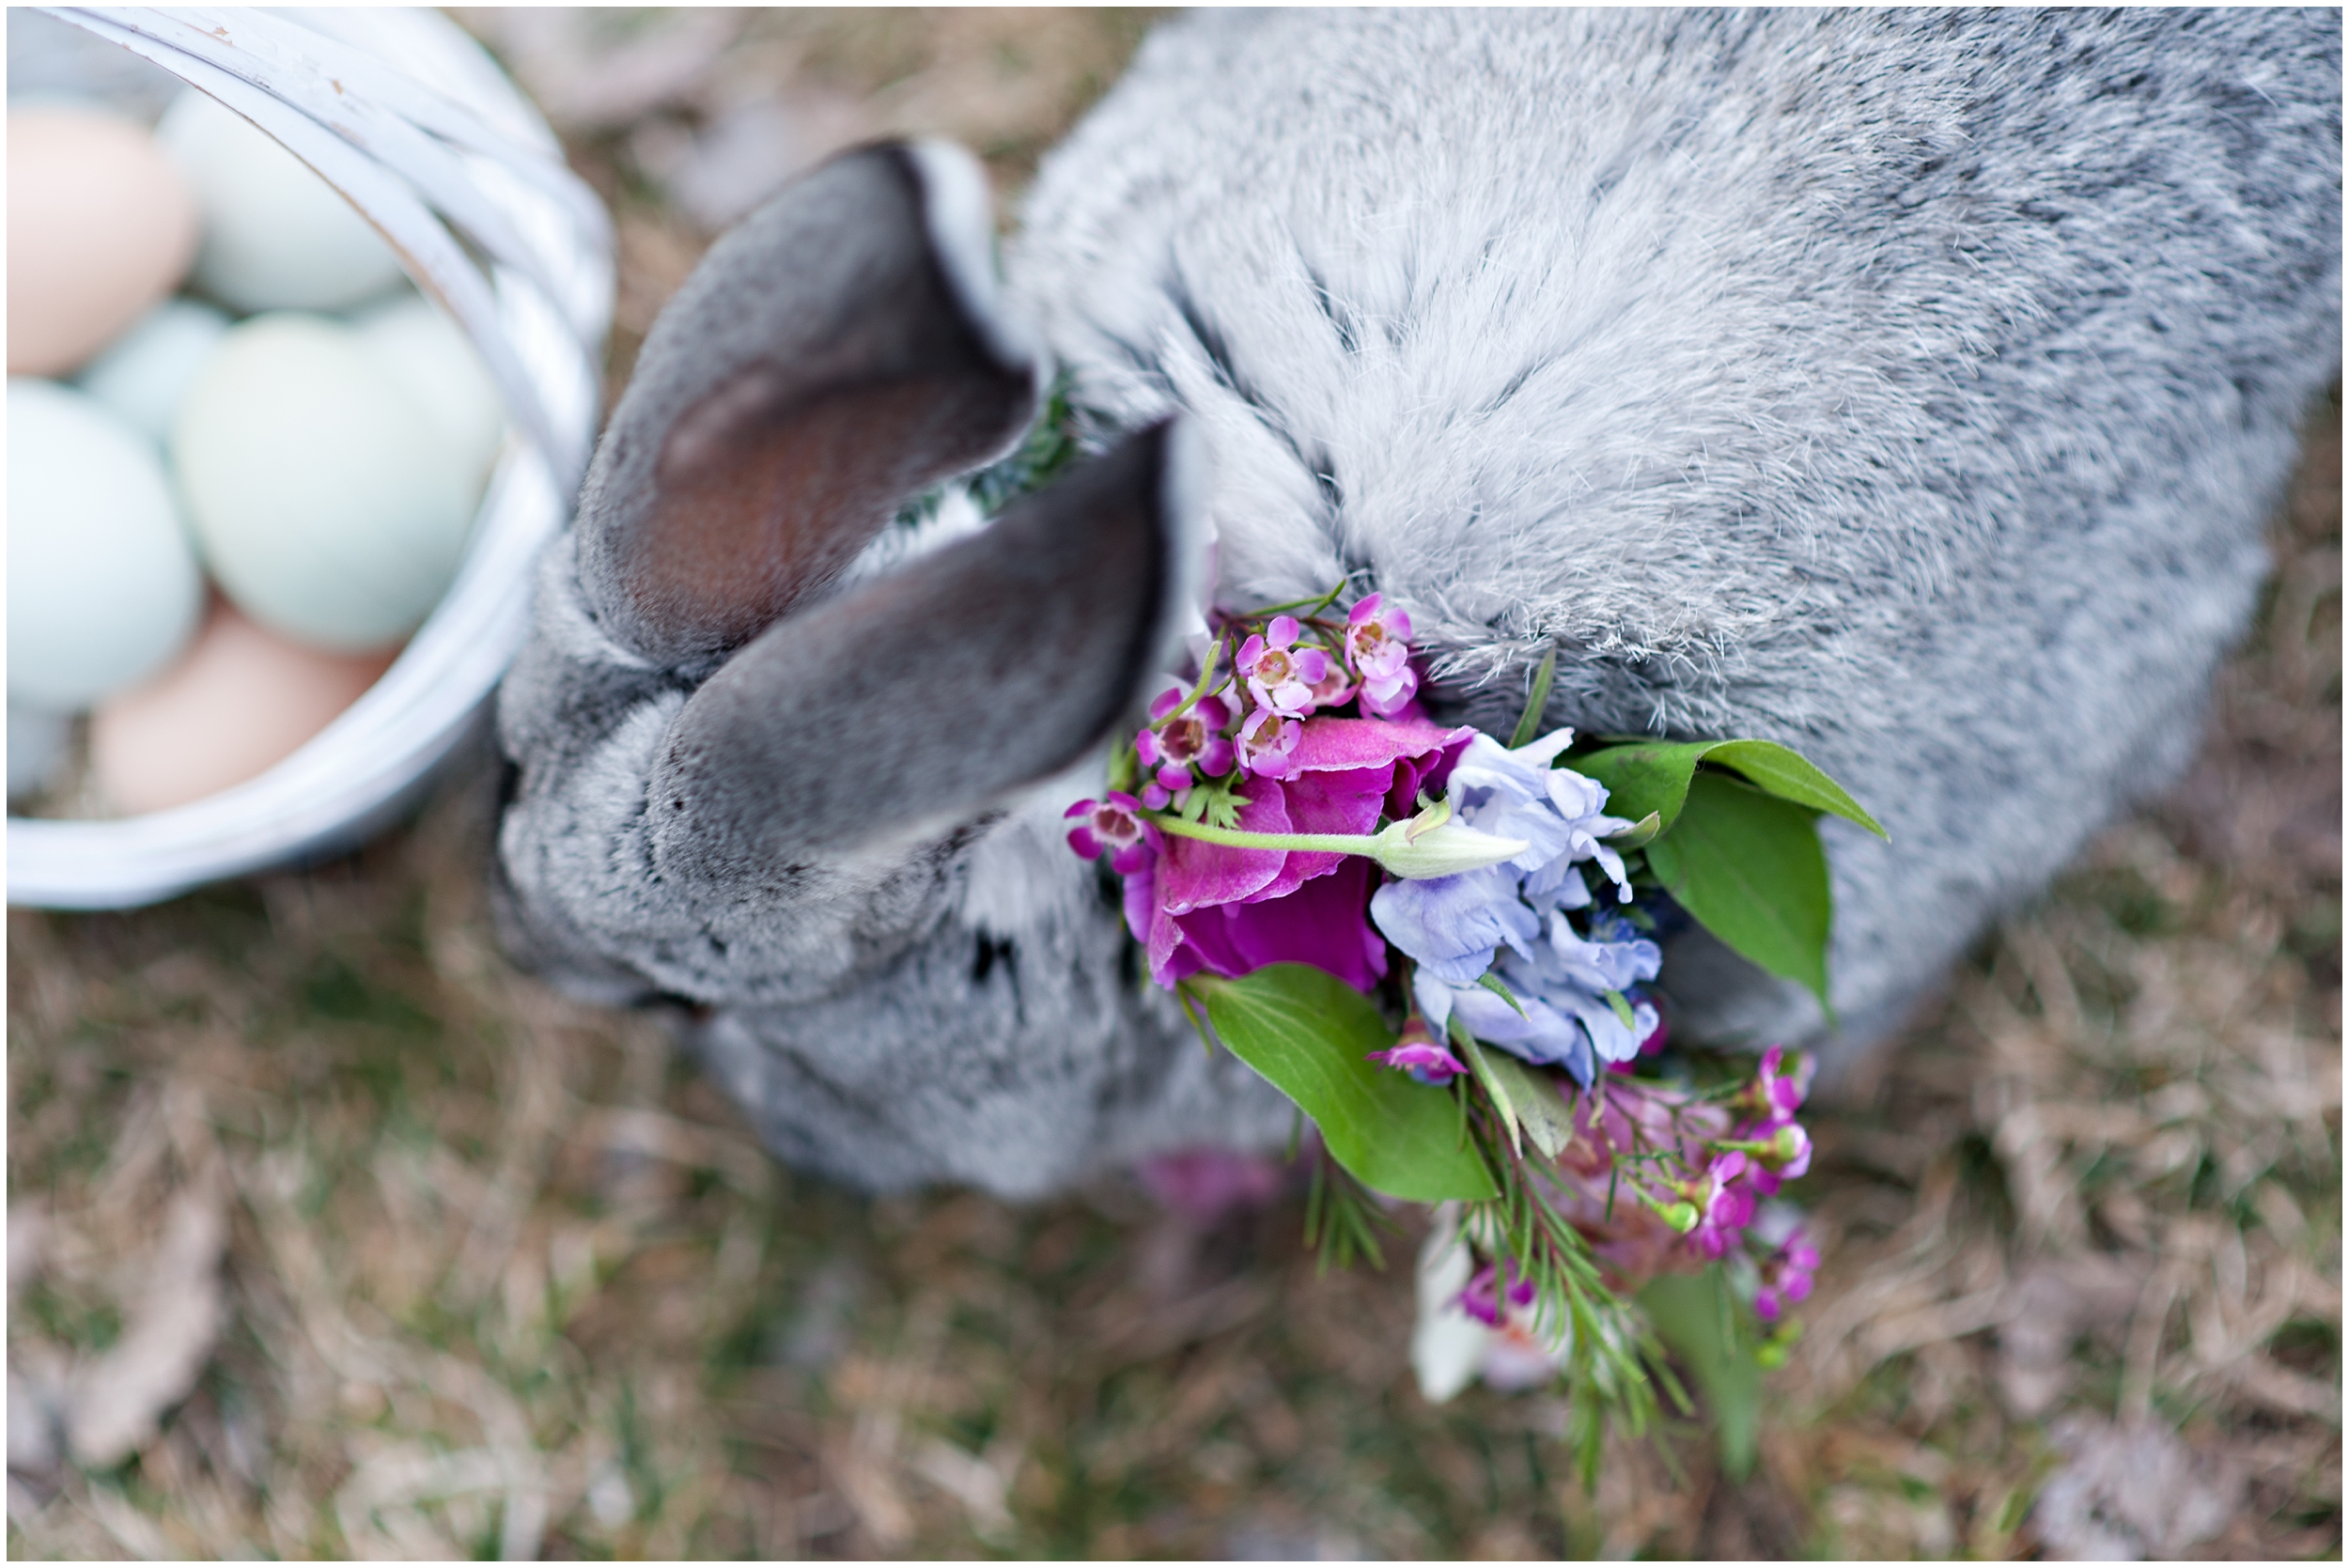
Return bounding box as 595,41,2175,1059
90,600,397,815
155,88,405,313
73,297,230,447
7,107,199,376
7,379,206,709
173,313,477,653
352,292,507,482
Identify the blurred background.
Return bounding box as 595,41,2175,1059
8,9,2339,1558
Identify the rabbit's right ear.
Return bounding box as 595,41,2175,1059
576,141,1042,667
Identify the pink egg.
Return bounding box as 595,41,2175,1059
8,107,200,377
90,601,397,816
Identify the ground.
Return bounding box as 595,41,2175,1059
8,10,2339,1559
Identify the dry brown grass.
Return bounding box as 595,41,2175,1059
9,11,2339,1559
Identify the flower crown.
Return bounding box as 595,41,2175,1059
1065,579,1886,1474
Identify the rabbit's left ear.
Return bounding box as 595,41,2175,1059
575,140,1044,668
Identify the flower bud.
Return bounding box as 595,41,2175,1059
1364,804,1529,879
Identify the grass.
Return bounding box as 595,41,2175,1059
9,11,2340,1559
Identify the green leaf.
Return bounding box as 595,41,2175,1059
1606,810,1662,850
1573,738,1886,839
1639,1269,1762,1481
1474,971,1527,1017
1190,967,1497,1203
1600,988,1637,1030
1508,648,1559,748
1644,773,1835,1014
1462,1037,1579,1161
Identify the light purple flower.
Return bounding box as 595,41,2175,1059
1443,732,1580,873
1237,615,1330,717
1413,966,1596,1083
1540,766,1636,903
1369,863,1538,984
1346,594,1418,717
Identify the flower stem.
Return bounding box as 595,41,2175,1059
1145,815,1384,857
1159,637,1225,725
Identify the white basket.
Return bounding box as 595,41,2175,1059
8,6,614,909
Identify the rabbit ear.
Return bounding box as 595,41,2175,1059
646,419,1201,885
576,140,1044,667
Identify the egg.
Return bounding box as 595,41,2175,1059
352,292,507,482
8,703,72,801
72,296,230,447
7,106,199,376
8,379,206,709
90,600,397,815
173,313,478,653
155,87,405,313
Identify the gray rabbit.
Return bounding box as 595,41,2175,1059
494,9,2341,1198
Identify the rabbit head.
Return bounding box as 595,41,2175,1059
494,140,1291,1195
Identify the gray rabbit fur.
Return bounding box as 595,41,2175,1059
494,8,2341,1199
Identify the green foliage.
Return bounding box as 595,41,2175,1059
1454,1033,1575,1161
1645,773,1837,1012
1186,967,1496,1203
1303,1151,1397,1273
1508,648,1560,748
1575,737,1885,839
1640,1269,1763,1481
1456,1112,1688,1488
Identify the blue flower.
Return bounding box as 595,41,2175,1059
1444,730,1636,906
1369,864,1538,984
1411,964,1596,1085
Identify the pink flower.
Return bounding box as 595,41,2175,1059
1305,660,1355,709
1367,1015,1465,1081
1137,1147,1288,1228
1754,1230,1820,1322
1235,706,1302,777
1346,594,1418,717
1236,614,1332,717
1064,792,1159,875
1143,714,1474,988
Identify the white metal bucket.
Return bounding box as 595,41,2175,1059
8,7,614,908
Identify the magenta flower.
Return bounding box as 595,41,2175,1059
1367,1015,1465,1082
1346,594,1418,717
1143,714,1474,988
1744,1121,1813,1196
1236,614,1331,717
1754,1231,1821,1321
1685,1151,1759,1261
1064,792,1159,875
1746,1044,1812,1120
1138,692,1237,786
1235,705,1302,777
1458,1259,1537,1327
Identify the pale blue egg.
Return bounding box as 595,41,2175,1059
72,296,229,447
171,313,475,652
7,378,205,708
